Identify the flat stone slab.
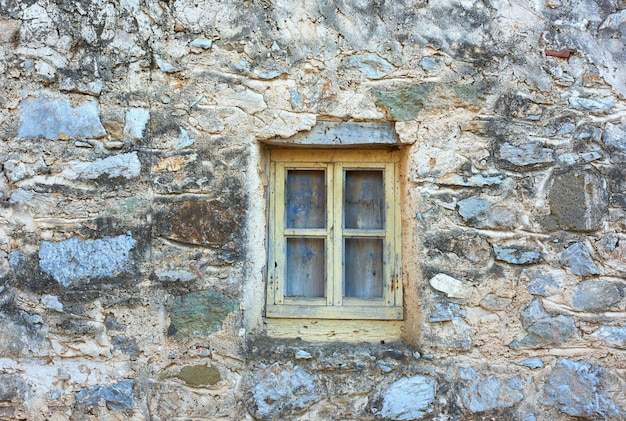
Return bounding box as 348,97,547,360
18,95,106,140
264,121,405,146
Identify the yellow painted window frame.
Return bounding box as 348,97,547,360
266,148,403,321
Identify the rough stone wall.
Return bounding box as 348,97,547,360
1,0,626,420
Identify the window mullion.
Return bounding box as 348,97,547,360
331,163,343,306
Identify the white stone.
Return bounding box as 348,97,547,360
62,152,141,180
42,295,64,312
124,108,150,139
380,375,437,420
429,273,473,300
217,88,267,114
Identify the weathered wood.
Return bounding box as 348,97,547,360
266,319,403,343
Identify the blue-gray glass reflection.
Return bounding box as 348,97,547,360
286,238,325,297
286,170,326,229
345,238,383,298
344,170,384,229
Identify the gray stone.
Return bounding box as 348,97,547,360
269,121,401,146
75,380,134,411
458,367,524,413
420,57,440,72
494,247,541,265
591,326,626,349
568,96,614,112
602,122,626,151
111,335,140,357
547,169,607,232
429,273,473,300
344,53,395,79
499,142,554,168
155,55,178,73
560,243,599,276
18,95,106,140
600,9,626,30
249,365,320,420
38,233,136,287
379,375,437,420
124,108,150,140
423,318,473,351
434,173,505,187
520,269,560,296
295,350,313,360
543,359,624,418
0,374,27,401
62,152,141,180
430,302,466,322
167,290,239,339
510,299,577,349
479,294,511,311
189,37,213,50
572,279,622,312
3,157,47,182
41,295,63,312
516,357,544,369
154,269,196,283
458,197,491,221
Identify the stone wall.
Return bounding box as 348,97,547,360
1,0,625,420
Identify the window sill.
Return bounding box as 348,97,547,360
265,318,403,343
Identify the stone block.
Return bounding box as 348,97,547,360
375,82,485,121
154,198,244,248
18,95,106,140
246,364,320,420
62,152,141,180
167,290,239,339
429,273,473,300
429,302,466,322
479,294,512,311
591,326,626,349
174,364,222,386
123,108,150,140
266,121,402,146
494,247,541,265
379,375,437,420
542,359,625,418
38,233,137,287
0,374,27,401
497,142,554,169
520,269,561,296
458,367,524,413
572,279,622,312
458,196,518,229
75,380,134,411
516,357,544,369
546,169,607,232
559,243,599,276
344,53,395,79
510,299,576,349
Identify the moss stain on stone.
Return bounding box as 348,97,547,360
175,364,222,387
375,83,486,121
167,290,239,339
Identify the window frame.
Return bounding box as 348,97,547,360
266,148,403,321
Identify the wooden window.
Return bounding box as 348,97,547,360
266,149,403,321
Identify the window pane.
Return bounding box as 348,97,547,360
286,170,326,229
344,238,383,298
344,170,384,229
286,238,325,297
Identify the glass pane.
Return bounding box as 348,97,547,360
286,170,326,229
344,170,384,229
344,238,383,298
286,238,325,297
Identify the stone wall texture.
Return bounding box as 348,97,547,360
1,0,626,420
